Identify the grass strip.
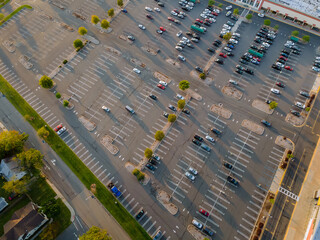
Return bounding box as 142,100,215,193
0,0,10,9
0,5,32,26
0,75,152,239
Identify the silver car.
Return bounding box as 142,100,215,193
185,172,195,181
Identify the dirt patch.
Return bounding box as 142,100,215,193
105,46,121,56
119,35,127,41
222,86,243,100
166,58,181,68
125,162,150,185
154,72,171,84
275,136,294,151
184,89,202,101
285,113,306,126
241,119,264,135
100,135,119,155
156,190,178,215
60,22,74,32
210,104,232,119
131,58,145,68
141,46,157,56
252,99,274,114
187,225,208,240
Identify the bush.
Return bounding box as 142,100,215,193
218,3,222,7
73,39,83,49
91,15,99,24
199,73,206,79
63,100,69,107
144,148,152,158
246,14,252,20
264,19,271,26
177,99,186,109
108,8,115,17
154,131,165,141
55,92,61,99
291,30,299,36
0,13,4,21
100,19,110,29
274,24,279,30
58,65,62,68
63,60,68,64
302,35,310,42
269,101,278,109
179,80,190,90
168,114,176,123
132,169,139,176
137,172,145,181
117,0,123,7
39,75,53,89
233,8,239,15
78,27,87,36
223,32,232,41
305,107,310,112
38,126,49,139
208,0,215,6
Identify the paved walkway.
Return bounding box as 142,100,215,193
284,137,320,240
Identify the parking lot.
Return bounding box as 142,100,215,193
1,0,320,239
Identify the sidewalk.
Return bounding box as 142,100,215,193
284,137,320,240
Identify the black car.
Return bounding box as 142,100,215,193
258,49,266,54
300,91,310,98
241,55,250,61
314,63,320,68
277,59,286,64
265,100,271,104
292,50,300,55
290,109,300,117
182,109,190,114
187,43,194,48
163,112,169,118
148,158,158,165
219,33,224,38
254,38,262,44
195,66,203,73
236,65,244,70
186,32,193,36
149,94,157,100
256,32,265,37
136,209,145,219
224,162,233,169
239,58,248,64
181,6,189,11
213,42,220,47
260,27,268,32
230,15,238,21
245,68,254,75
272,64,281,70
194,21,201,26
250,45,258,50
208,48,215,53
204,22,211,26
168,105,176,111
227,176,239,186
281,52,289,58
146,163,155,171
282,49,290,55
235,69,243,74
128,35,135,41
266,39,273,45
146,14,153,19
192,139,201,146
227,52,234,56
215,59,224,64
203,226,214,236
211,128,221,135
215,39,222,44
194,135,203,142
193,34,200,40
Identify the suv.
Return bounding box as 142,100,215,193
203,226,214,236
136,209,145,219
227,176,239,186
211,128,221,135
192,139,201,146
194,135,203,141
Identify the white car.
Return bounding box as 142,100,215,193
181,37,190,42
226,11,232,17
185,172,195,181
176,94,184,100
175,46,183,51
176,31,182,37
209,18,216,22
57,127,66,136
214,8,220,13
226,5,233,10
286,41,294,45
200,26,207,32
315,56,320,60
262,42,270,48
276,62,284,68
205,135,215,143
229,79,238,85
171,11,178,16
200,14,207,18
295,102,305,109
179,11,186,16
232,33,241,37
188,167,198,175
312,66,320,72
271,88,280,94
152,155,161,161
224,47,232,52
229,39,238,44
187,2,194,6
145,6,152,12
192,219,203,230
178,14,184,18
159,81,167,86
102,106,110,112
138,24,145,30
258,13,265,17
178,55,186,61
154,7,160,12
133,68,141,74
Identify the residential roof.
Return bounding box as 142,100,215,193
0,197,8,212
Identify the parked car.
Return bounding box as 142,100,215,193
199,208,209,217
224,162,233,169
211,128,221,135
188,167,198,175
295,101,305,109
185,171,196,181
192,139,201,146
261,119,271,127
300,91,310,98
227,176,239,186
136,209,145,219
192,219,203,229
271,88,280,94
203,226,214,236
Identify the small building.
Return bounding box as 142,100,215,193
1,202,49,240
0,197,8,212
0,157,26,181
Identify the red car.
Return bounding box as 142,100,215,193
205,19,212,23
279,56,287,61
253,57,261,62
146,14,153,19
157,84,165,90
54,124,63,132
276,82,285,88
284,66,293,71
160,27,166,31
196,18,203,23
212,12,218,16
199,208,209,217
168,17,175,22
219,53,227,58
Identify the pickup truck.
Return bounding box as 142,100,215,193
108,182,121,197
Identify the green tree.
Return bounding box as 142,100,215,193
3,178,27,195
218,3,223,7
80,226,112,240
199,73,206,79
208,0,215,6
39,75,53,89
264,19,271,26
78,27,87,36
302,35,310,42
73,39,83,49
144,148,153,159
223,32,232,41
137,172,145,181
168,114,176,123
41,198,60,219
291,30,299,36
0,13,4,21
233,8,239,15
17,148,44,175
0,130,28,158
38,126,49,139
274,24,279,30
108,8,115,18
132,169,139,176
177,99,186,109
100,19,110,29
63,100,69,107
117,0,123,7
306,107,310,112
91,15,99,25
154,131,165,141
246,13,252,20
269,101,278,109
179,80,190,90
55,92,61,99
39,222,60,240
